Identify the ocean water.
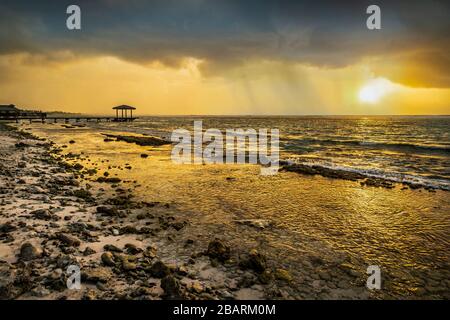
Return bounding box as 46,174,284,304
93,115,450,190
23,116,450,297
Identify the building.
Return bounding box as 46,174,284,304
0,104,20,118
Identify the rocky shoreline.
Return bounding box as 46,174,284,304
0,123,305,300
1,123,449,300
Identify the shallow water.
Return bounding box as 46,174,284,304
23,119,450,297
89,116,450,190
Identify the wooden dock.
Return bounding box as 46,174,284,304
0,104,139,123
0,116,137,123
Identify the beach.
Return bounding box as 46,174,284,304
0,121,449,300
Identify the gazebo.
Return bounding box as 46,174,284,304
113,105,136,121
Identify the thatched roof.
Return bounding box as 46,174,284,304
113,105,136,110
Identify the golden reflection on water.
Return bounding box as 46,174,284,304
26,123,450,295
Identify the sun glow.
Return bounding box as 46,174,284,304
359,78,397,104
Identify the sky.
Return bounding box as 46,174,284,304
0,0,449,115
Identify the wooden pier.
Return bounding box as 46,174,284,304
0,104,138,123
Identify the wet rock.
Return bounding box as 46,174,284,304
161,275,181,298
96,206,119,216
83,247,96,256
258,270,274,284
82,289,97,300
55,254,78,268
81,267,111,283
149,261,171,278
73,189,93,201
0,262,16,299
361,178,394,189
239,249,266,273
236,219,272,229
0,222,16,233
19,242,42,261
206,239,231,262
170,221,186,231
30,285,50,297
120,225,139,234
72,163,84,171
125,243,142,255
103,244,123,253
56,233,81,247
96,177,122,183
103,134,171,147
30,209,58,221
44,268,66,291
122,261,137,271
190,281,205,294
283,164,365,181
101,252,116,266
274,268,293,282
143,245,157,259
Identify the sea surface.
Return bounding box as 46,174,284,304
94,115,450,190
23,115,450,297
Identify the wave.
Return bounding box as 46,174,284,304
284,138,450,155
281,160,450,191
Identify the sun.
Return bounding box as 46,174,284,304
358,78,396,104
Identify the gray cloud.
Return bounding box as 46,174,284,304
1,0,449,86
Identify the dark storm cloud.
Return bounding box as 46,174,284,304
0,0,449,86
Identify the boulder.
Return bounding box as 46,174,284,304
206,239,231,262
56,233,81,247
161,275,181,298
19,242,42,261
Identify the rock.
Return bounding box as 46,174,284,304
143,245,157,258
240,249,266,273
161,275,181,298
73,189,93,200
103,244,123,253
103,134,171,147
30,285,51,297
125,243,142,255
96,206,119,216
122,261,137,271
97,177,122,183
236,219,272,229
140,154,149,158
170,221,186,231
72,163,84,171
82,289,97,300
101,252,116,266
56,233,81,247
150,261,171,278
119,225,139,234
30,209,57,221
0,223,16,233
258,270,273,284
19,242,42,261
69,140,76,144
83,247,96,256
190,281,204,294
318,270,331,281
274,269,293,282
0,262,16,299
206,239,231,262
82,267,111,283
